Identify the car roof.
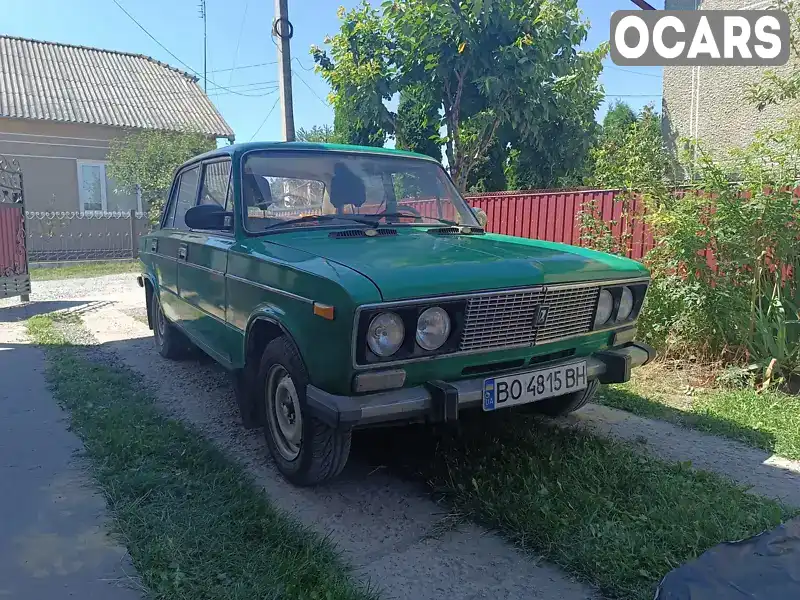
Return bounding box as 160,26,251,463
178,141,440,171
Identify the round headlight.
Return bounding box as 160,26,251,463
617,286,634,321
416,307,451,351
367,312,405,357
594,289,614,327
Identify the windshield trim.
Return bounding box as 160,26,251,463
238,148,477,237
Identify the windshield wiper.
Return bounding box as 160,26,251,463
263,214,378,229
374,213,461,226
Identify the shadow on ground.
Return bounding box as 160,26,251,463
599,386,778,456
0,301,94,322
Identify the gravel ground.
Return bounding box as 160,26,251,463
0,274,141,308
80,305,595,600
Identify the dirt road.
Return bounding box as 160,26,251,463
81,301,594,600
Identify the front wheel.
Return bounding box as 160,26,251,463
518,379,600,417
258,336,351,485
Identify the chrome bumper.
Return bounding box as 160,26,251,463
306,342,656,429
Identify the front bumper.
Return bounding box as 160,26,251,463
306,342,656,429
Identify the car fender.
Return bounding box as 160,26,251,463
243,304,307,370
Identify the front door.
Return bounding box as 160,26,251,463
153,164,201,323
175,159,237,364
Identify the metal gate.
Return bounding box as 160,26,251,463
0,156,30,300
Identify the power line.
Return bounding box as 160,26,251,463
110,0,271,98
605,64,663,78
249,96,281,142
292,68,330,107
228,0,250,86
292,57,316,72
210,61,277,74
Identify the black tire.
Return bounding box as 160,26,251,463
521,379,600,417
232,367,260,429
150,292,192,360
257,335,351,486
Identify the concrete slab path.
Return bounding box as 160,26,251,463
0,321,141,599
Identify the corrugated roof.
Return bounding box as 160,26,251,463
0,35,234,138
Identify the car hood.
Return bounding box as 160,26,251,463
266,229,649,301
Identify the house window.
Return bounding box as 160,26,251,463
77,160,142,214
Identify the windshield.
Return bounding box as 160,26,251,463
241,150,479,233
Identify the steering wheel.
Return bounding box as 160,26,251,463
372,206,423,220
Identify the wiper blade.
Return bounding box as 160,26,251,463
377,212,460,226
263,214,377,229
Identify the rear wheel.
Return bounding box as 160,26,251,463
258,336,351,485
520,379,600,417
150,292,192,360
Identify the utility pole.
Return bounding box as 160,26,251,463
273,0,295,141
199,0,207,92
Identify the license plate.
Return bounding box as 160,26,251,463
483,361,588,411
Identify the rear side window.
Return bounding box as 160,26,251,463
199,160,232,210
168,166,200,230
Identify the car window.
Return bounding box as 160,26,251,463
242,152,477,232
200,160,232,210
171,165,200,230
243,174,326,225
163,178,180,228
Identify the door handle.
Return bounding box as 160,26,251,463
150,239,158,253
178,244,188,260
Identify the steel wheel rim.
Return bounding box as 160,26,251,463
266,365,302,461
155,299,167,340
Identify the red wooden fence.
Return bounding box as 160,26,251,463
466,189,656,261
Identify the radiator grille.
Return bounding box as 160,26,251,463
459,285,599,352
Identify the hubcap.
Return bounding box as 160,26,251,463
266,365,302,461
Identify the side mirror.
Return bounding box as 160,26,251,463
184,204,233,231
473,207,488,228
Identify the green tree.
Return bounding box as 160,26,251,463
587,104,666,190
311,3,395,147
600,101,638,140
395,84,441,160
745,0,800,109
312,0,604,191
107,130,215,224
296,124,337,143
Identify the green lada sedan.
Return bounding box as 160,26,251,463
137,142,655,486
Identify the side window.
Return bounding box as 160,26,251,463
163,178,180,227
172,166,200,230
199,160,232,210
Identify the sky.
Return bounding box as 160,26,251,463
4,0,665,143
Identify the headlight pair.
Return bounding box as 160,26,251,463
594,285,637,328
367,306,451,357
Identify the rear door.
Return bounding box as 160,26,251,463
174,159,236,364
151,164,201,323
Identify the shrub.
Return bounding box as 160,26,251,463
579,119,800,384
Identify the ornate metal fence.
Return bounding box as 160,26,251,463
0,156,29,300
25,210,150,262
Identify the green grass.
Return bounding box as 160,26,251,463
26,315,372,600
365,412,796,600
30,260,140,281
600,374,800,461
